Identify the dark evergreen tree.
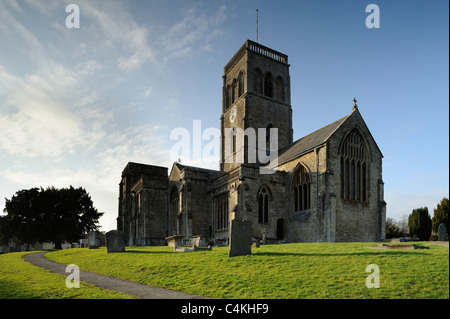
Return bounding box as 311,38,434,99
0,186,103,249
432,197,449,238
408,207,432,241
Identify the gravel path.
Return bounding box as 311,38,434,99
23,251,208,299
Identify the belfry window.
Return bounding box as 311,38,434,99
275,76,284,102
238,71,244,97
225,85,231,109
258,186,269,224
340,129,367,202
265,124,273,156
264,73,273,98
231,79,236,104
293,164,310,211
253,68,262,94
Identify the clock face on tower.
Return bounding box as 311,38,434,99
230,106,237,123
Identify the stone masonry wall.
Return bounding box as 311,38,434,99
325,109,385,241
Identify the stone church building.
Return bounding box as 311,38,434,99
117,40,386,245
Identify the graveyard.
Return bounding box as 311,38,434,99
23,242,449,299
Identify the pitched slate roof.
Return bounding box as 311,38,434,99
274,114,350,166
172,162,226,177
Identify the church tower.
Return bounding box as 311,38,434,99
220,40,293,172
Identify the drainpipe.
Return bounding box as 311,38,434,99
185,183,188,240
315,147,320,242
165,188,169,238
211,191,215,240
142,192,146,245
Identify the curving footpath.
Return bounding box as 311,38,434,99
24,252,208,299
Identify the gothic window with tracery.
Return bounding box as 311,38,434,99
225,85,231,109
231,79,236,104
275,76,284,101
215,193,229,231
264,73,273,98
258,186,269,224
238,71,244,97
253,68,262,94
340,129,367,202
293,164,310,211
265,124,273,156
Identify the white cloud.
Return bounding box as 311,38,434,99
0,60,107,159
4,0,24,14
0,1,227,231
78,0,156,71
0,2,44,57
161,5,226,61
0,122,171,231
141,87,153,99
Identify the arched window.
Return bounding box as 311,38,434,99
215,193,229,231
275,76,284,101
264,73,273,98
232,128,237,154
253,68,262,94
258,186,269,224
231,79,236,104
266,124,273,156
293,165,310,211
238,71,244,97
340,129,367,202
225,85,231,109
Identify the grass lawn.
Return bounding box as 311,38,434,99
0,251,136,299
43,242,449,299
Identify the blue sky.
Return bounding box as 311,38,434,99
0,0,448,232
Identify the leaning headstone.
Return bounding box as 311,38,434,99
105,230,125,253
438,223,447,241
228,219,252,257
88,231,100,249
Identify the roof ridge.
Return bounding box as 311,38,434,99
273,114,350,167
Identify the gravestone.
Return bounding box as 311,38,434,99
88,231,100,249
438,223,447,241
105,230,125,253
165,235,185,248
228,219,252,257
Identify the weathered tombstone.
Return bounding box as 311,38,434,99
438,223,447,241
228,219,252,257
88,231,100,249
165,235,185,248
105,230,125,253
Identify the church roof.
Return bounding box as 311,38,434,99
121,161,168,177
274,114,350,166
172,162,225,177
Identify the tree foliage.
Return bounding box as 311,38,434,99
432,197,448,237
408,207,432,241
385,217,405,238
0,186,103,249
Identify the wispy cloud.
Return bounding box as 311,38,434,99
0,1,228,231
161,5,226,60
0,59,107,159
0,1,44,58
77,0,156,71
0,123,171,231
